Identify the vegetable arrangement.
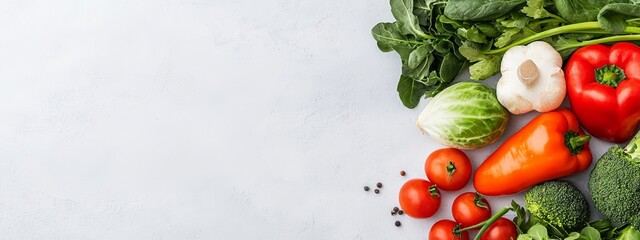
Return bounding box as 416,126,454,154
370,0,640,239
372,0,640,108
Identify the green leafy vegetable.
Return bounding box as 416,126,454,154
598,3,640,33
372,0,640,108
397,75,428,108
517,224,552,240
554,0,626,23
444,0,527,21
391,0,433,39
416,82,508,149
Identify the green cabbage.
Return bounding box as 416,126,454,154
417,82,509,149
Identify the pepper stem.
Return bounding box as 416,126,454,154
595,65,626,87
565,131,591,155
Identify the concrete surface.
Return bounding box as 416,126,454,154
0,0,612,239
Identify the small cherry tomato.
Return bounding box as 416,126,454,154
425,148,472,191
399,179,441,218
452,192,492,228
429,220,470,240
479,217,518,240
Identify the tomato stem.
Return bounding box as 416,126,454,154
447,161,456,179
454,207,510,240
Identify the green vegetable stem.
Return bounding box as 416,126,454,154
454,207,511,240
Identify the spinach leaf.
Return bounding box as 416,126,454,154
553,0,626,23
414,0,438,26
458,26,489,43
439,53,464,82
403,53,435,80
397,75,428,108
598,3,640,34
459,41,486,61
444,0,527,21
391,0,432,39
408,45,434,68
371,22,409,52
476,23,502,37
371,22,422,60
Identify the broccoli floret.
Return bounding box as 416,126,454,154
589,145,640,229
525,180,590,231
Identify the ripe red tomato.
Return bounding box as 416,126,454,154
399,179,441,218
429,220,469,240
452,192,492,228
479,218,518,240
425,148,471,191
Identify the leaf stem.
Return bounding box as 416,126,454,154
483,22,602,55
455,207,511,240
556,35,640,51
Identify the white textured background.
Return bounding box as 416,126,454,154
0,1,613,239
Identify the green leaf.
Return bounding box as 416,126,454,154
433,39,453,54
580,226,601,240
470,55,501,80
439,53,465,82
459,41,486,62
371,22,424,61
391,0,432,39
564,232,581,240
598,3,640,34
408,45,434,68
522,0,564,20
458,26,488,43
616,226,640,240
371,22,411,52
397,75,428,108
414,0,438,26
526,224,552,240
494,28,522,48
403,54,435,80
476,23,501,37
500,13,531,29
443,0,527,21
555,0,626,23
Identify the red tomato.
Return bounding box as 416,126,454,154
429,220,470,240
479,218,518,240
399,179,441,218
452,192,492,228
425,148,472,191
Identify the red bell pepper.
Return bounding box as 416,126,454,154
565,42,640,143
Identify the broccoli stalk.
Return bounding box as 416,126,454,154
589,131,640,228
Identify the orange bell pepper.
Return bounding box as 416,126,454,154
474,109,592,196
